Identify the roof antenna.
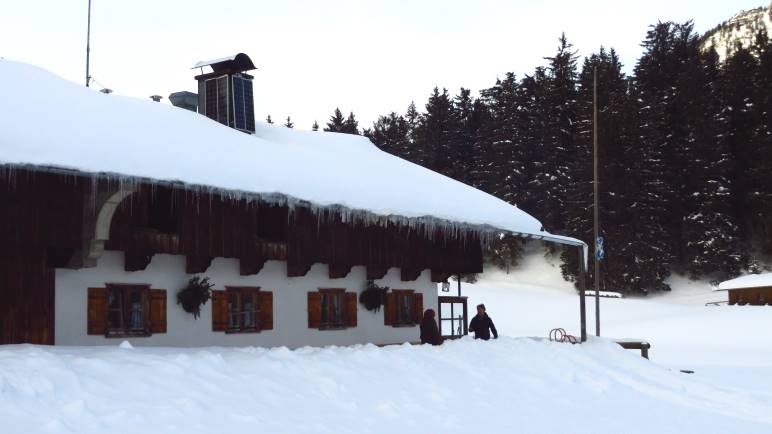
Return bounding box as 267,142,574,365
85,0,93,87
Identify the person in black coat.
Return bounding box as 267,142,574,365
420,309,443,345
469,304,498,340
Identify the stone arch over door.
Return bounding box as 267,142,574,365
85,188,136,263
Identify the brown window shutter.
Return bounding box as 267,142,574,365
149,289,167,334
384,292,396,326
211,290,229,332
87,287,108,335
307,292,321,329
259,291,273,330
413,292,423,325
345,292,357,328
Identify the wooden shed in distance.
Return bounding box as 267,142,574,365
717,273,772,305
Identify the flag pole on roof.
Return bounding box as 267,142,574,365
85,0,92,87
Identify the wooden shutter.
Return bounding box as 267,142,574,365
212,290,229,332
413,292,423,325
87,287,108,335
345,292,357,328
307,292,321,329
149,289,167,334
384,292,396,326
260,291,273,330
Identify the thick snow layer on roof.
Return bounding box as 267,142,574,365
0,60,580,247
717,273,772,290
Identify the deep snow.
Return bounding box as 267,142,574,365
718,272,772,290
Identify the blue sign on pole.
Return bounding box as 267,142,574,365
596,236,605,261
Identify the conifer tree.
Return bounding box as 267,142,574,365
560,48,628,286
415,87,457,176
342,112,360,135
283,116,294,128
324,108,346,132
750,29,772,255
265,114,274,124
312,120,320,131
531,34,578,236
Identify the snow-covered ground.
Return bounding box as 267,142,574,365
3,247,772,433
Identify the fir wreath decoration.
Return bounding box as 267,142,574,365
177,276,214,319
359,280,389,312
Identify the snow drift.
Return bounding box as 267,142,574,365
3,338,772,434
0,60,579,246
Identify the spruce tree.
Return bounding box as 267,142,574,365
312,120,320,131
342,112,360,135
415,87,457,177
265,114,274,124
324,108,346,132
283,116,294,128
560,48,628,287
531,34,578,235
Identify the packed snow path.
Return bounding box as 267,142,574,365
2,338,772,434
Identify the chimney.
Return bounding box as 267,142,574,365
192,53,256,133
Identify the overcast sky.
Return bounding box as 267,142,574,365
0,0,765,130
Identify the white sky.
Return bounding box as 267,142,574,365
0,0,765,130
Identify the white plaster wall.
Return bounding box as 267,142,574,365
55,251,437,348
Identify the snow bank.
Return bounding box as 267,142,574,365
0,59,579,246
3,338,772,434
455,249,772,399
717,273,772,290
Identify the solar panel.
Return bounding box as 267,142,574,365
232,75,255,133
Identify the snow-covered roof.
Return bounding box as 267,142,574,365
717,273,772,290
0,60,583,250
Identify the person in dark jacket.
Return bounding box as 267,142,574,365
419,309,443,345
469,304,498,340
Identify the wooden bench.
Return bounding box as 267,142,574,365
615,339,651,359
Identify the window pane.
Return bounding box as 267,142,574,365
129,290,143,330
320,292,329,324
107,288,123,330
440,302,452,319
332,292,342,325
243,297,253,328
228,292,239,329
441,319,453,336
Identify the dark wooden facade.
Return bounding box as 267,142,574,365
0,168,484,345
727,287,772,305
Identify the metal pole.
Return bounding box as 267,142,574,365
457,274,461,297
85,0,92,87
578,246,587,342
593,66,600,337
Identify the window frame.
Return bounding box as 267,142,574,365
319,288,346,330
225,286,262,334
393,289,417,327
105,283,151,337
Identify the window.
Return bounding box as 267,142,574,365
320,288,345,329
227,287,261,332
384,290,423,327
307,289,357,330
211,288,273,332
87,285,167,337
